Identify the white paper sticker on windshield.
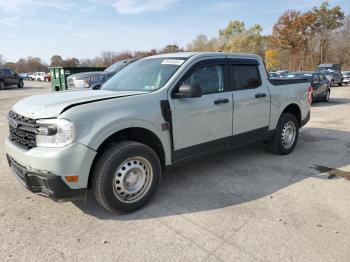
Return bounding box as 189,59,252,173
161,59,185,66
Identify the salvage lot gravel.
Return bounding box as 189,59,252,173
1,81,350,262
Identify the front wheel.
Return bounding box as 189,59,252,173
323,89,330,102
268,113,299,155
17,80,24,88
92,141,161,213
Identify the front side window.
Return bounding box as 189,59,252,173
102,58,184,92
3,69,12,76
182,65,224,95
232,65,261,90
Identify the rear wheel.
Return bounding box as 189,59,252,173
339,80,343,86
37,78,41,81
331,80,334,87
268,113,299,155
92,141,161,213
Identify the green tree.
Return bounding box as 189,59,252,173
310,1,345,63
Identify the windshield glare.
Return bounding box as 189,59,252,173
102,58,185,92
105,60,127,72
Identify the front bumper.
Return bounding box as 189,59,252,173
6,154,86,199
5,138,97,191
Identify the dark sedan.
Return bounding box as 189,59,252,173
286,71,330,102
67,59,137,89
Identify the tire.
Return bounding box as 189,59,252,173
339,80,343,86
17,80,24,88
92,141,161,213
323,89,330,102
37,78,41,81
268,113,299,155
0,80,5,90
331,80,334,87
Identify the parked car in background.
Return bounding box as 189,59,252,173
342,71,350,85
67,59,137,89
5,52,311,213
286,71,330,102
0,68,23,90
30,72,46,81
269,70,289,79
318,63,341,72
19,73,30,80
44,72,51,82
321,70,343,86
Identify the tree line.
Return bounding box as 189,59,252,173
1,1,348,73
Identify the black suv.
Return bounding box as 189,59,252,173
0,68,24,90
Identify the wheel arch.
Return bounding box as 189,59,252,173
87,127,166,189
281,103,301,126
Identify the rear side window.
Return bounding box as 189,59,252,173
231,65,261,90
313,74,320,83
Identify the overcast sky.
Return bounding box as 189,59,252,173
0,0,349,63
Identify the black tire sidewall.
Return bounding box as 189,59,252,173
0,81,4,90
18,80,23,88
94,142,161,213
273,113,299,155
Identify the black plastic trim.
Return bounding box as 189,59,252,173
300,111,310,127
269,78,310,86
7,155,86,200
173,126,269,163
229,58,260,65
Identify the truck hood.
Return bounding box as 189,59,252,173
12,90,146,119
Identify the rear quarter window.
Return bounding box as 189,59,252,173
231,65,261,90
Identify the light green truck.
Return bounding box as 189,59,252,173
5,52,311,213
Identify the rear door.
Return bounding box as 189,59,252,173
318,73,328,94
169,59,233,162
312,73,322,98
229,59,270,141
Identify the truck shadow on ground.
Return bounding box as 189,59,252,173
73,127,350,220
312,97,350,107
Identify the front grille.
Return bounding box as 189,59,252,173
8,111,36,150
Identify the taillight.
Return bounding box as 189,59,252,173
307,86,313,104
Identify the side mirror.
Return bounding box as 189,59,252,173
173,84,202,98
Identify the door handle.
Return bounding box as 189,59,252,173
255,93,267,98
214,98,229,105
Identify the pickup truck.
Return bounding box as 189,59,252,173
0,68,24,90
5,52,311,213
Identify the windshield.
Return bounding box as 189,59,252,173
102,58,185,92
105,60,130,72
321,70,333,75
343,72,350,76
269,73,278,78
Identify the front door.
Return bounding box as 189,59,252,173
169,59,233,162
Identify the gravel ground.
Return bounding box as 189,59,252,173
1,81,350,262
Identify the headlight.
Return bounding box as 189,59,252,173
35,119,75,148
75,79,90,88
